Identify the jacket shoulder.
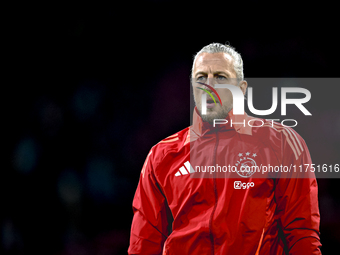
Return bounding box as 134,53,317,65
253,119,304,143
150,127,190,165
253,119,306,161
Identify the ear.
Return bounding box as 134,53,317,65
239,80,248,95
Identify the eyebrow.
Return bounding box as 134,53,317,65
215,71,230,76
194,71,207,77
194,71,230,77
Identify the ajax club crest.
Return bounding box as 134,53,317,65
235,152,258,178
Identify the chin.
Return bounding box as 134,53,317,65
201,110,227,124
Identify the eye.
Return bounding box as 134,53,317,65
216,75,227,80
196,76,206,81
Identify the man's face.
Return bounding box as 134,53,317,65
192,52,247,123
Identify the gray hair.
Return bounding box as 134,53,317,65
192,42,244,81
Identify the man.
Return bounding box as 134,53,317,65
128,43,321,254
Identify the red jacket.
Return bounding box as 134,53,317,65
128,108,321,255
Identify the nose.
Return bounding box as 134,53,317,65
206,76,216,88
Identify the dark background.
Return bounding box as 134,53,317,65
5,1,340,254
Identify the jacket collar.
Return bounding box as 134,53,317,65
191,106,253,136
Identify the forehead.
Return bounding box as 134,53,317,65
193,52,234,73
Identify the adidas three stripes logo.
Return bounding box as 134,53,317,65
175,161,195,176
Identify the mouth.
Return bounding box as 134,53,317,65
206,98,219,108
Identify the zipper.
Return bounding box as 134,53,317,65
209,129,219,255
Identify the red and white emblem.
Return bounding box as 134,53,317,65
235,152,258,178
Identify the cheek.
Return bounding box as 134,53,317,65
217,89,233,104
193,89,202,103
